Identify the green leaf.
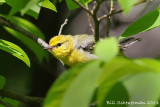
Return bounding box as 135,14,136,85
134,58,160,72
61,61,102,107
155,98,160,107
6,0,41,17
122,9,160,37
66,0,79,10
10,16,45,39
42,0,57,12
66,0,92,10
4,17,49,62
43,63,88,107
26,2,41,19
105,82,129,107
94,37,119,62
0,39,30,67
6,0,29,16
123,72,160,107
21,0,41,15
97,57,159,107
0,0,5,5
0,97,19,107
43,61,101,107
78,0,92,7
118,0,139,14
26,5,41,19
118,36,125,41
0,75,5,89
44,57,160,107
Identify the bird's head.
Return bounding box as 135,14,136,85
48,35,74,59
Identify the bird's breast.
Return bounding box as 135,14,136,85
61,49,87,66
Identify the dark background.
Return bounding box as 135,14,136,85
0,0,160,106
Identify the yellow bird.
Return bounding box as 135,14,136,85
48,34,97,67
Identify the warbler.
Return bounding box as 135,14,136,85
48,34,97,66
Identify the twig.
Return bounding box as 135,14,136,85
0,16,51,51
72,0,92,15
0,89,44,106
98,9,123,21
87,13,94,34
58,19,68,35
98,0,146,21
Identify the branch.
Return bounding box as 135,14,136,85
0,16,51,51
106,0,115,37
0,99,14,107
98,9,122,21
58,19,68,35
87,13,94,34
0,89,44,106
72,0,105,42
72,0,92,15
98,0,146,21
92,0,105,41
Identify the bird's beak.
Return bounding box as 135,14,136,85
44,46,55,50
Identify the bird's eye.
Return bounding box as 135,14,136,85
57,43,62,47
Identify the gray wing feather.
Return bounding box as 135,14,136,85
74,34,95,53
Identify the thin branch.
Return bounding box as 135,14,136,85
106,0,115,37
72,0,92,15
98,9,123,21
92,0,104,15
0,89,44,106
58,19,68,35
87,13,94,34
98,0,146,21
0,16,51,51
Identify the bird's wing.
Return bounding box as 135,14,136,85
74,34,95,54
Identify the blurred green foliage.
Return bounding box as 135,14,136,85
44,37,160,107
0,0,160,107
118,0,139,14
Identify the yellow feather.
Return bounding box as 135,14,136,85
49,35,97,66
